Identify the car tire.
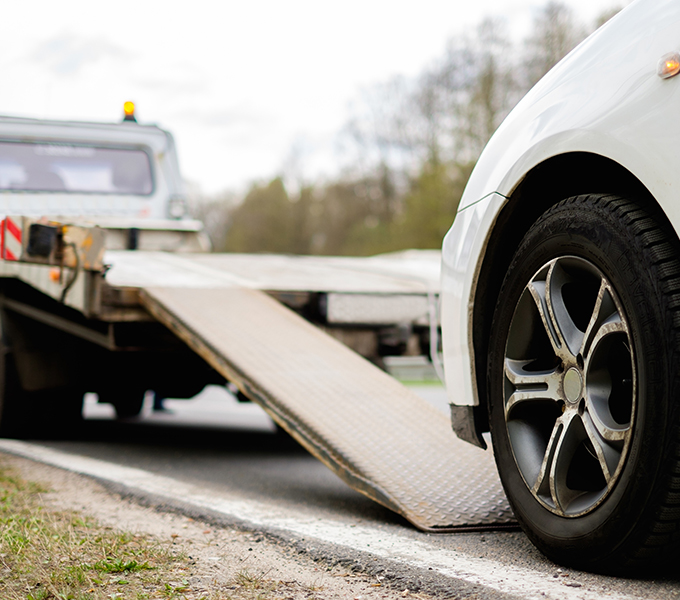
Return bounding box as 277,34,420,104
488,193,680,573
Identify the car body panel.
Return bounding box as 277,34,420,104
442,0,680,410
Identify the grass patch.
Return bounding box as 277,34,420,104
0,461,327,599
92,557,153,574
0,462,188,600
401,380,444,387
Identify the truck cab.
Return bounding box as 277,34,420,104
0,113,186,220
0,113,208,253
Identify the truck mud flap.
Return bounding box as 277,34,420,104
140,286,515,531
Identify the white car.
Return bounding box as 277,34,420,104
441,0,680,573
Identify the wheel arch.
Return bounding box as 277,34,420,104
469,151,666,434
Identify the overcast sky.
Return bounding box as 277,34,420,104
0,0,629,195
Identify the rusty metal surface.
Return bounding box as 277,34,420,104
140,286,514,531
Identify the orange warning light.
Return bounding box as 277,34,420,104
123,101,137,122
49,268,61,283
658,52,680,79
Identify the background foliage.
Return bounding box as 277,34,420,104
195,2,622,256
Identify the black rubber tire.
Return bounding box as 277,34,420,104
0,351,31,437
0,309,84,438
488,194,680,574
99,388,146,419
0,354,84,438
34,386,84,438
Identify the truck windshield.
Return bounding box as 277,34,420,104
0,141,153,195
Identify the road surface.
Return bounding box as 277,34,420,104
2,384,678,600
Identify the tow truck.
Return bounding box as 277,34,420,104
0,106,512,533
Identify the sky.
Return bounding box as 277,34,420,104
0,0,629,195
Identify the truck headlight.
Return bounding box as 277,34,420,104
167,196,188,219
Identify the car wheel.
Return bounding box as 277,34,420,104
488,194,680,573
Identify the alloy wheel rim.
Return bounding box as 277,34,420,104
503,256,636,517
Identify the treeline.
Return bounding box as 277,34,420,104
198,2,621,256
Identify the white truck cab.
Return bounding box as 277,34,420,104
0,111,208,253
0,113,187,221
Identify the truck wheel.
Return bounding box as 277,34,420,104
487,194,680,573
36,387,84,436
99,388,146,419
0,354,83,438
0,352,30,437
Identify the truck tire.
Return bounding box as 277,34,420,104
487,194,680,573
98,388,146,419
36,386,85,436
0,352,83,438
0,308,85,437
0,350,30,437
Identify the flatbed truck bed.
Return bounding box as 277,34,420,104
0,217,512,531
0,113,512,533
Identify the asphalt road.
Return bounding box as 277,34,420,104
48,384,455,527
12,384,680,599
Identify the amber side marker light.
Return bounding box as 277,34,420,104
658,52,680,79
123,101,137,122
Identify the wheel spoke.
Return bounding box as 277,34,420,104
582,410,623,484
579,279,618,358
549,412,585,513
585,320,632,442
531,416,564,500
545,262,583,359
585,392,629,442
502,254,637,518
505,358,561,415
526,279,563,358
586,317,626,358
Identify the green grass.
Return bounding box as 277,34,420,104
0,464,182,599
0,461,327,599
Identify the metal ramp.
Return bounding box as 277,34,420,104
140,285,515,531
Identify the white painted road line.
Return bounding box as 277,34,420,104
0,439,635,600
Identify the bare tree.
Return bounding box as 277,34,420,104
523,2,586,88
187,184,237,252
209,2,620,257
444,18,517,162
342,15,518,178
343,76,419,176
593,6,624,29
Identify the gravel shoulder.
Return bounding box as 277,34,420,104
2,451,444,600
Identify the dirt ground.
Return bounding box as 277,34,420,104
2,452,435,600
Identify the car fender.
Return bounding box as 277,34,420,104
442,0,680,413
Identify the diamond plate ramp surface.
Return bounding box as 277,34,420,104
140,286,514,531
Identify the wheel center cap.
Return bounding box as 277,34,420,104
563,367,583,404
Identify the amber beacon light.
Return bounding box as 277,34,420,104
658,52,680,79
123,101,137,122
